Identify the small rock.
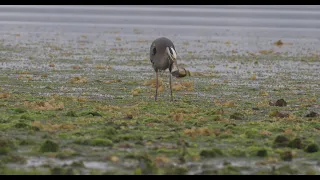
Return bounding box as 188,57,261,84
257,149,268,157
88,112,102,116
273,135,289,148
71,161,84,168
305,143,319,153
274,40,284,46
270,111,289,118
50,167,74,175
126,114,133,120
223,161,231,166
40,140,59,153
288,138,303,149
200,148,223,158
280,151,293,161
66,111,78,117
305,111,318,118
110,156,119,162
230,112,245,120
275,99,287,106
269,99,287,107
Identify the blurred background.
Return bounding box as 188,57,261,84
1,5,320,58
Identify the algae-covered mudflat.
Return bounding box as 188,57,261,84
0,31,319,175
0,5,320,175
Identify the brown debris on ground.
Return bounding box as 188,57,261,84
24,99,64,111
214,100,236,107
171,112,184,122
96,105,120,111
32,121,75,132
274,40,293,47
95,65,113,70
143,79,163,88
70,76,88,84
259,49,274,55
104,79,121,84
269,99,287,107
184,127,211,137
0,92,9,99
305,111,318,118
274,40,284,46
72,66,81,69
269,111,289,118
172,81,194,91
250,73,257,80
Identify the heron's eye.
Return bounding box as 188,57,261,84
152,47,156,55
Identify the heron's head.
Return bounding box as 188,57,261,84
165,46,177,62
165,46,179,72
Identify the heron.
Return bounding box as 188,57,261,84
150,37,187,101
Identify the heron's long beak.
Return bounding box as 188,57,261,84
166,47,179,72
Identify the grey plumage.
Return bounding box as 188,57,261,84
150,37,176,72
149,37,179,101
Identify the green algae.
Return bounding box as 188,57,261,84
0,38,319,175
74,138,113,147
305,143,319,153
200,148,224,158
40,140,59,153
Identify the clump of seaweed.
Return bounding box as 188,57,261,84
172,81,194,91
305,143,319,153
69,76,88,84
24,99,64,110
32,121,75,132
184,127,211,137
274,40,284,46
0,92,9,99
40,140,59,153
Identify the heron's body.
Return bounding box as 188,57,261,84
149,37,179,101
150,37,176,72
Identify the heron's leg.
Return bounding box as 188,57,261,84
169,72,173,101
155,71,158,101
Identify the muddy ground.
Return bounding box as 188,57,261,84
0,5,320,175
0,29,319,175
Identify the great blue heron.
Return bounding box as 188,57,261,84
149,37,185,101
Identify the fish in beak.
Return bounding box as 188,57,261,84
165,46,190,78
171,67,190,78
